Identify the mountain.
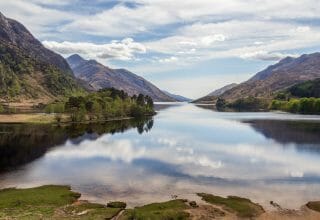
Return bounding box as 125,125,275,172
220,53,320,101
67,54,175,102
162,90,192,102
0,12,84,103
207,83,238,97
194,83,237,103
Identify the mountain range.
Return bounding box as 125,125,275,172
0,12,181,103
196,53,320,103
194,83,237,103
0,12,83,103
1,11,320,105
162,90,192,102
67,54,175,102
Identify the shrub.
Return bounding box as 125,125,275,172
107,201,126,209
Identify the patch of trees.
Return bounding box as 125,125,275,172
45,88,155,122
288,79,320,98
270,98,320,114
216,97,269,111
270,78,320,114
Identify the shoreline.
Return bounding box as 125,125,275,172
0,113,154,124
0,185,319,219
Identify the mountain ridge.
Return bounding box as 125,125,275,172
0,12,84,103
67,54,176,102
220,52,320,102
162,90,192,102
193,83,238,103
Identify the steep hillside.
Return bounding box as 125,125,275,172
162,90,192,102
67,54,175,102
0,12,84,103
194,83,237,103
221,53,320,101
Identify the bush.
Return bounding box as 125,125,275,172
45,103,65,114
216,98,227,109
228,97,269,111
107,201,126,209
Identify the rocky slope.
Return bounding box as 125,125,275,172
194,83,237,103
162,90,192,102
220,53,320,101
67,54,175,101
0,12,84,103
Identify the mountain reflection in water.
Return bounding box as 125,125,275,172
244,120,320,152
0,118,153,172
0,104,320,210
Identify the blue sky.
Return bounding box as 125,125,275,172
2,0,320,98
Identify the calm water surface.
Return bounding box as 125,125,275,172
1,103,320,209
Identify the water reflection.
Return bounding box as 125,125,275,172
0,118,153,171
0,104,320,210
245,120,320,146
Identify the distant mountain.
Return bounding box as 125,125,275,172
220,53,320,101
162,90,192,102
0,12,84,103
67,54,175,102
207,83,238,97
194,83,237,103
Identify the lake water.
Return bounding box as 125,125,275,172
1,103,320,210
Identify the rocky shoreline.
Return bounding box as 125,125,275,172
0,185,319,219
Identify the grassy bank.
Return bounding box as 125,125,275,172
197,193,265,218
0,186,190,220
0,186,320,219
0,113,61,124
120,200,190,220
0,185,123,219
0,113,140,124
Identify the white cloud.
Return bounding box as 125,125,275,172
145,21,320,62
158,56,178,63
43,38,146,60
75,0,320,38
61,4,177,37
2,0,320,98
240,51,298,61
0,0,77,38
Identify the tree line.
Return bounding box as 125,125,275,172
270,98,320,114
44,88,155,122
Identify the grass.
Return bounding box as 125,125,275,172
197,193,265,218
0,113,57,124
0,113,137,124
119,199,190,220
0,185,123,219
306,201,320,212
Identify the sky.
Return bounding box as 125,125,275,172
2,0,320,99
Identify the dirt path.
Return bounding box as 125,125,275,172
111,210,125,220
